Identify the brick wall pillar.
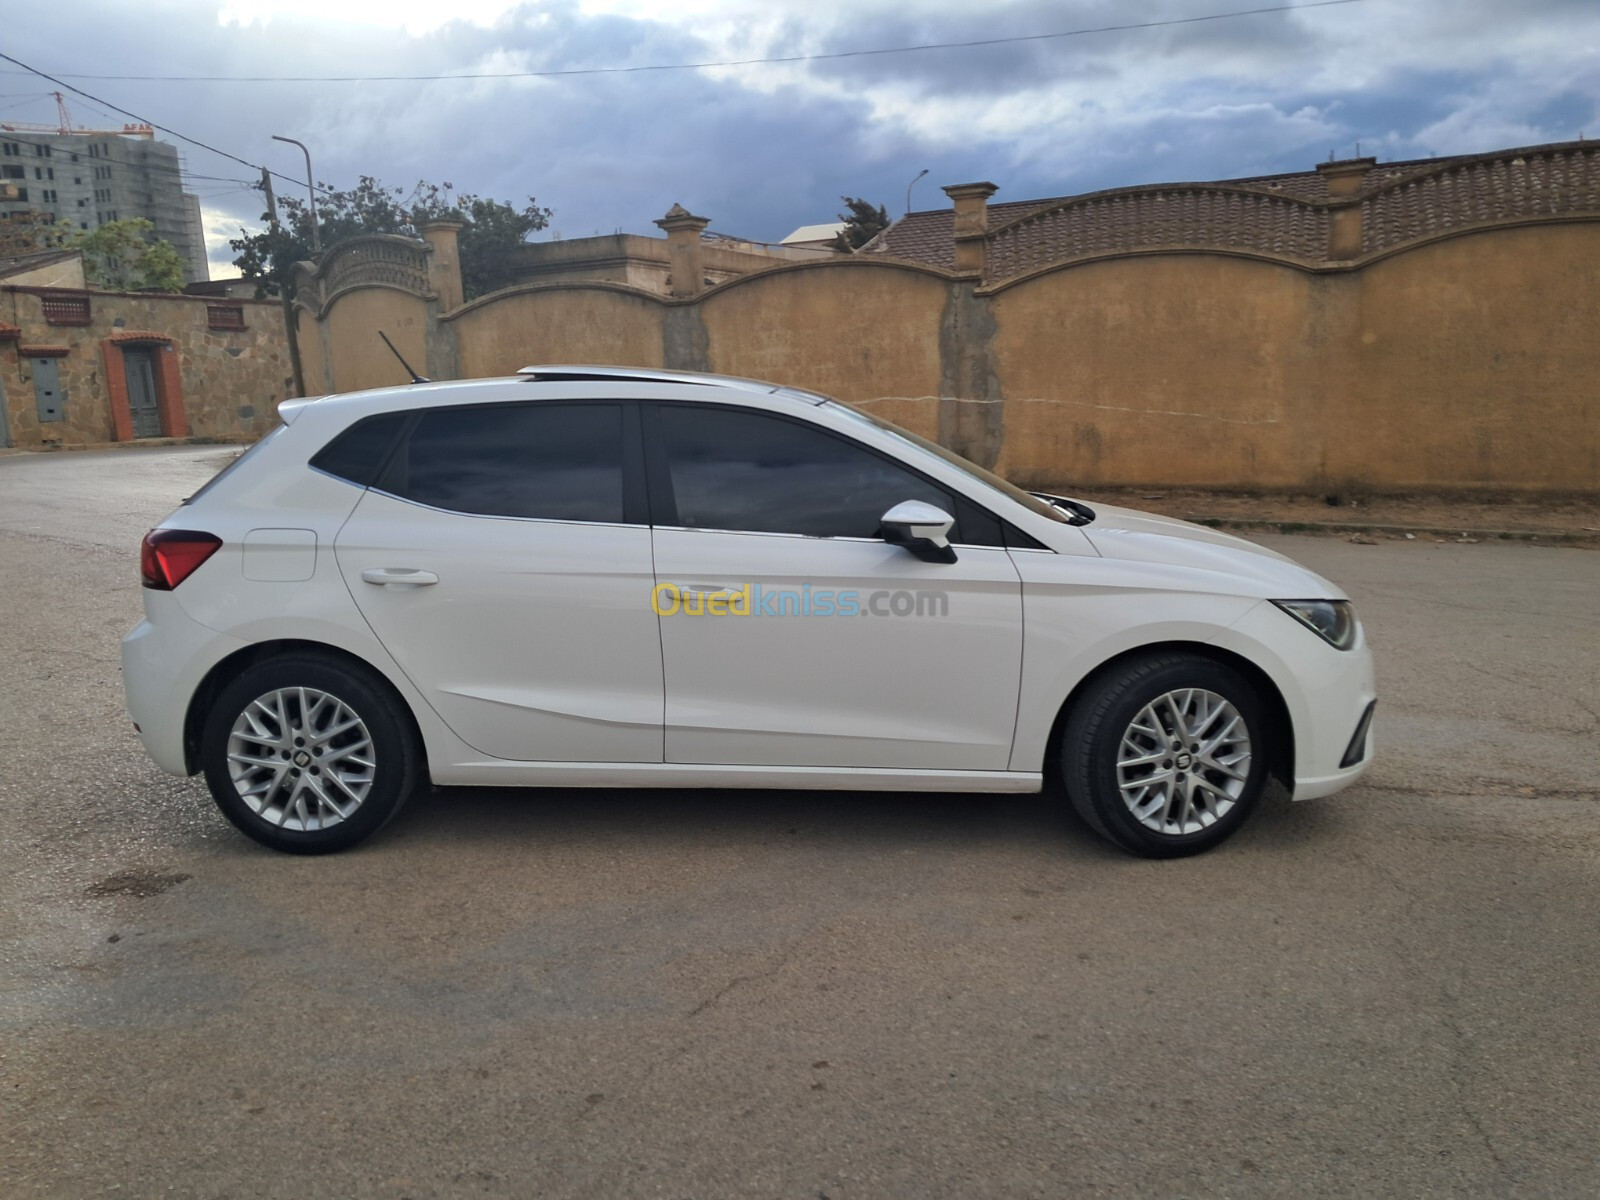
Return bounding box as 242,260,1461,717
654,204,712,299
943,181,999,276
419,219,468,311
1318,157,1375,260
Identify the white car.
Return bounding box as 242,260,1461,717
122,366,1375,857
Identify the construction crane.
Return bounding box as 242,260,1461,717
0,91,153,138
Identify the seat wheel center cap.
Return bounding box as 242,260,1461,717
293,750,312,767
1174,751,1194,771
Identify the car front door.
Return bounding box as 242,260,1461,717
646,403,1024,771
335,400,662,763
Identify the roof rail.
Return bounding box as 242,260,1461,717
516,364,768,390
515,364,831,405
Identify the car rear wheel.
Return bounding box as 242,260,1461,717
1060,653,1269,858
200,654,422,854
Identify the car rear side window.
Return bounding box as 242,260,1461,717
657,405,957,539
385,402,625,523
310,411,410,486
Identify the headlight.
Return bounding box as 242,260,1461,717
1272,599,1358,650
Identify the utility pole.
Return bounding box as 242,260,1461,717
263,167,308,399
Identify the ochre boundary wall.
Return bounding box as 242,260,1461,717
293,211,1600,494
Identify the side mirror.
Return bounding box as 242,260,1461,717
880,500,957,564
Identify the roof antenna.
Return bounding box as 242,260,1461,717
378,330,429,384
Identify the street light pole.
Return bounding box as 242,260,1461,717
906,168,929,216
271,135,320,253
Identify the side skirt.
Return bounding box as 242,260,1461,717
429,760,1044,792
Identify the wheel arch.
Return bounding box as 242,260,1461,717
1043,641,1294,788
182,638,429,778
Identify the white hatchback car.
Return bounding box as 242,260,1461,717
122,366,1375,857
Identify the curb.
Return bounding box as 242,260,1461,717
2,437,240,454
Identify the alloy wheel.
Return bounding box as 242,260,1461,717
225,687,376,831
1115,687,1253,835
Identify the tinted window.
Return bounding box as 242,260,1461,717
389,403,625,522
310,412,409,486
659,406,954,538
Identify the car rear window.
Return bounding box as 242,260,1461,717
310,412,411,487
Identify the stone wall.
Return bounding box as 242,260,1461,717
292,167,1600,494
0,286,291,448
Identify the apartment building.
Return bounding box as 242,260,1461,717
0,126,209,283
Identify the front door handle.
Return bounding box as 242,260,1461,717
361,568,439,587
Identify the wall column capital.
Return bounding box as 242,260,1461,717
942,181,998,275
418,219,468,311
1317,158,1376,260
654,203,712,298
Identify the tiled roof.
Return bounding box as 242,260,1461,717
859,199,1055,270
857,141,1600,277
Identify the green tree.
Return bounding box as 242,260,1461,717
230,176,552,302
67,218,186,292
833,196,889,251
0,211,73,258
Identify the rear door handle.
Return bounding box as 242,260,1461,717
361,568,439,587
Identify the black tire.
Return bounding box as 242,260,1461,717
200,653,422,854
1060,653,1270,858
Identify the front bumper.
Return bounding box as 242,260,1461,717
1211,601,1377,802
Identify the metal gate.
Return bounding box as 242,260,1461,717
124,348,164,438
32,356,64,423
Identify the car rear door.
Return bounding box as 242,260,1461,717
334,400,663,763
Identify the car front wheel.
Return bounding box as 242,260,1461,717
1060,653,1269,858
200,654,422,854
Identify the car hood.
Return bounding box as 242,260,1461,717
1071,501,1347,598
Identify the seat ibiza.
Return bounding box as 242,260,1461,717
122,366,1375,857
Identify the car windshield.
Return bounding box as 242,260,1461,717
827,403,1071,524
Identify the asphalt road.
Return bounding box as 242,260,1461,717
2,447,1597,1199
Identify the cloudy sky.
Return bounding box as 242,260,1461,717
5,0,1597,277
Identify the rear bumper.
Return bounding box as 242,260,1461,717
121,593,246,776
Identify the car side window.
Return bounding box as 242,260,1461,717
310,412,409,487
385,402,625,523
658,405,957,539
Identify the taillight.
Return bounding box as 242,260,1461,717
141,530,222,590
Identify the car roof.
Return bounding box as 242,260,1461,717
278,366,831,425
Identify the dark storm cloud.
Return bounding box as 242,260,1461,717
5,0,1597,278
801,0,1325,97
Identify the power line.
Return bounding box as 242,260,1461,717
0,127,254,186
0,1,1368,83
0,51,333,198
